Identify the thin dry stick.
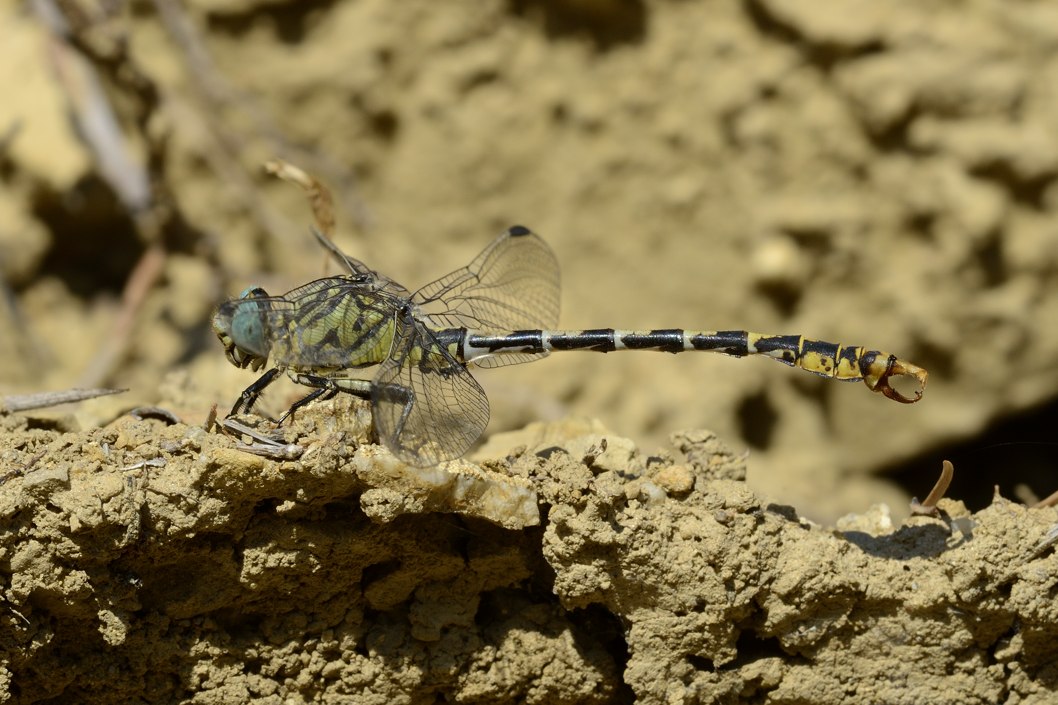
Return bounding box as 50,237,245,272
153,0,371,232
2,387,126,412
219,417,304,460
77,244,167,388
0,450,46,487
264,159,339,274
1032,488,1058,509
148,1,299,253
264,159,336,237
39,1,183,387
166,99,297,247
910,459,955,517
150,0,231,106
35,0,152,213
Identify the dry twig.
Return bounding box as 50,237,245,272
77,244,167,388
36,0,180,386
264,159,336,238
1032,488,1058,509
264,158,343,273
0,450,46,487
1,387,126,412
152,0,370,233
219,417,304,460
34,0,153,213
910,459,954,517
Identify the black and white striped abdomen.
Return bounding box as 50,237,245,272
461,328,765,357
457,328,926,402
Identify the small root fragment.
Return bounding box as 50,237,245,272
127,407,182,425
910,459,954,517
264,158,336,237
1032,488,1058,509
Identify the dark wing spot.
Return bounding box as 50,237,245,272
508,225,532,237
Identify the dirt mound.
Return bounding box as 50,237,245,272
3,405,1056,704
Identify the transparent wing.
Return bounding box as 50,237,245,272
371,312,490,466
310,226,413,299
412,226,561,332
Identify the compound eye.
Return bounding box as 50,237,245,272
230,303,269,357
238,286,269,301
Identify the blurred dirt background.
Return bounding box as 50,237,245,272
2,0,1058,703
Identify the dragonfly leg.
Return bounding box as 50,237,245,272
373,382,415,439
231,368,280,415
276,385,338,426
330,378,375,399
277,373,374,425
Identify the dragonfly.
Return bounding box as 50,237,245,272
213,225,928,467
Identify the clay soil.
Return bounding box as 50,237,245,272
2,1,1058,703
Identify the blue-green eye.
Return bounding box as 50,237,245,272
230,303,268,356
238,286,268,300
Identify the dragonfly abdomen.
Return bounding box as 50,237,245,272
461,329,927,403
464,328,756,356
462,328,691,356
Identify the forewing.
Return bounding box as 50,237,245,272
413,226,561,332
372,312,490,466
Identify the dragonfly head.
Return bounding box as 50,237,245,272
212,287,272,370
